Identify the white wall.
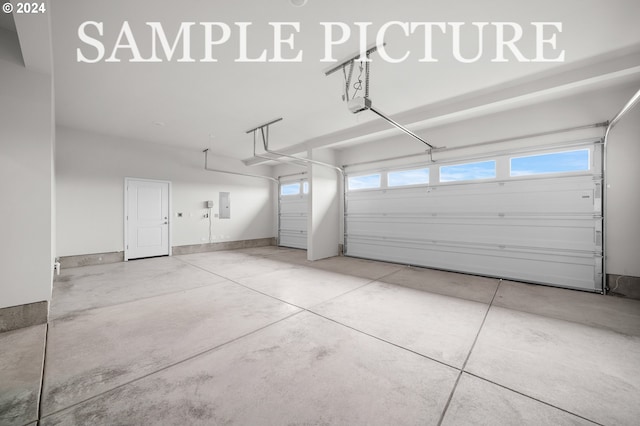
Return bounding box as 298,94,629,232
0,29,54,309
307,149,340,260
56,126,276,256
337,83,640,277
605,106,640,276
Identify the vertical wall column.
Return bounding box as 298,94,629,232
0,9,54,330
307,148,340,261
605,106,640,285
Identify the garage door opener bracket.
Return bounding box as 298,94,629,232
247,118,344,176
325,43,438,162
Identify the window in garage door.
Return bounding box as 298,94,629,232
439,160,496,182
344,141,603,292
388,168,430,187
347,173,381,190
510,149,590,176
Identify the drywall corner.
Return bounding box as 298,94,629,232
307,148,340,261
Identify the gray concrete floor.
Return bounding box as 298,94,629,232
2,246,640,425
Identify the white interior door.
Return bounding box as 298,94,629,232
125,179,171,260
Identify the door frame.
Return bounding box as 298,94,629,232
124,177,173,261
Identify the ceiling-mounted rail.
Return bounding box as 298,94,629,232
246,117,307,169
203,149,277,183
278,171,308,179
251,127,309,170
369,106,435,149
246,117,284,135
247,118,345,176
342,122,608,169
604,87,640,142
324,43,384,77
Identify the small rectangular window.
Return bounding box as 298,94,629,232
440,160,496,182
302,181,309,194
510,149,590,177
280,182,300,196
388,168,430,187
348,174,381,190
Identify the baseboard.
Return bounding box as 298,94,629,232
58,238,277,269
172,237,276,255
0,301,48,333
607,274,640,300
59,251,124,269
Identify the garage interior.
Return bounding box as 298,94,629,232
1,0,640,425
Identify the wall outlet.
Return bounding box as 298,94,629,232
177,212,183,217
204,213,209,218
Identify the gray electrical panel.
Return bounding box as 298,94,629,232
219,192,230,219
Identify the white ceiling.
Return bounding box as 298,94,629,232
50,0,640,160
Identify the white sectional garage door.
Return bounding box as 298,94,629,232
279,179,308,249
345,141,603,292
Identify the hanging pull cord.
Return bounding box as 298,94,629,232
352,61,364,98
342,55,371,102
347,62,354,100
342,62,355,102
342,60,364,101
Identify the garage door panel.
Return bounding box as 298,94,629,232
346,238,599,291
346,217,599,252
279,181,308,249
347,196,596,216
281,216,307,232
347,179,598,215
279,230,307,250
280,199,307,214
345,143,603,292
